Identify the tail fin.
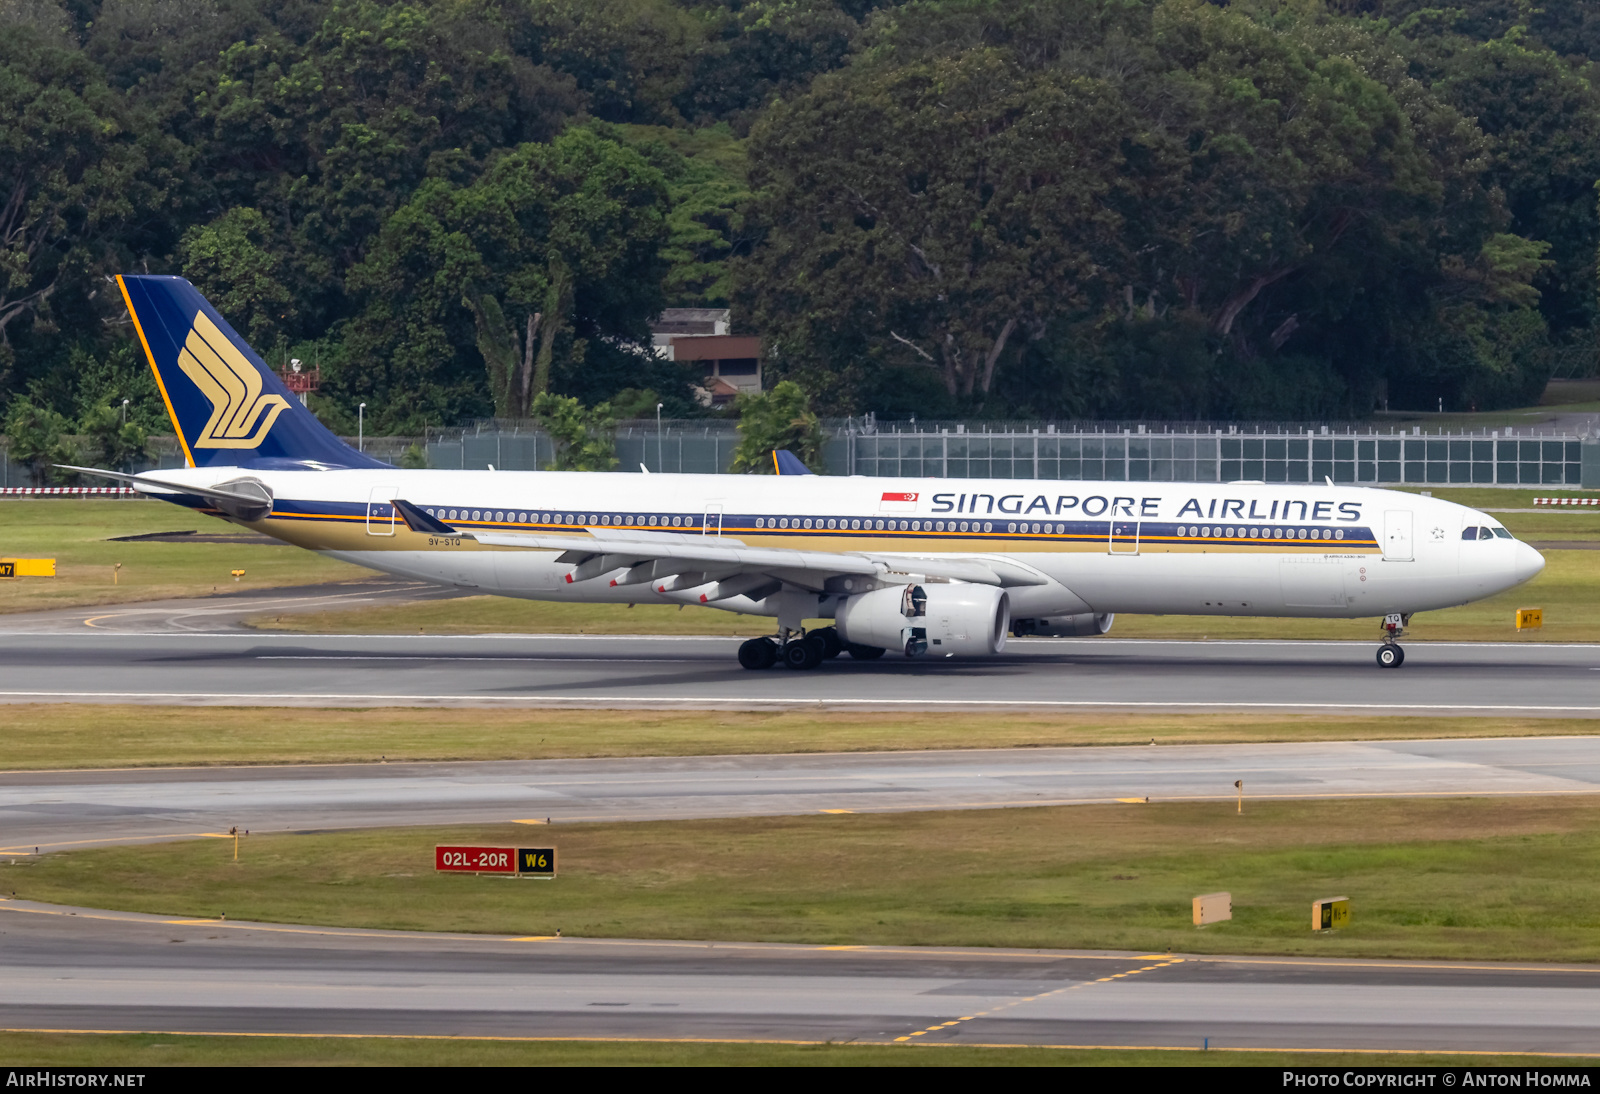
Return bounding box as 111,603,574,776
116,274,386,469
772,449,814,475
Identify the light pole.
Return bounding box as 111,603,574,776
358,403,366,453
656,402,664,473
121,399,129,424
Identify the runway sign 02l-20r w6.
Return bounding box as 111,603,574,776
435,845,557,878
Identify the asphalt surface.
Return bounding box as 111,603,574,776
4,737,1600,855
0,629,1597,714
3,586,1598,1057
2,900,1598,1054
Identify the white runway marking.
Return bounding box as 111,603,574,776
255,656,702,663
2,690,1600,713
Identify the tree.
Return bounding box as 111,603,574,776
531,392,617,470
731,380,825,473
0,30,168,356
740,47,1132,403
675,0,859,128
610,123,755,306
78,402,149,471
1403,25,1600,338
3,394,74,484
177,207,295,350
348,126,671,428
517,0,701,125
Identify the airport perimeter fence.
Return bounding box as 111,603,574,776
4,419,1598,488
423,418,1600,489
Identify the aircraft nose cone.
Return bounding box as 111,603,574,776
1514,541,1546,584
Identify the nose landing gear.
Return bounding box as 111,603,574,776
1376,612,1410,668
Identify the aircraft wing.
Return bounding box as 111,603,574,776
391,498,1045,597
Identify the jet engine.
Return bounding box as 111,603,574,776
1011,612,1115,637
835,583,1010,658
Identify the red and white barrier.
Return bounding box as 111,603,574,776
0,486,138,496
1533,497,1599,506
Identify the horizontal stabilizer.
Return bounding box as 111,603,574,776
57,465,274,521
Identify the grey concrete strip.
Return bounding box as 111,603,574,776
3,901,1599,1053
0,579,467,635
2,737,1598,854
0,632,1597,714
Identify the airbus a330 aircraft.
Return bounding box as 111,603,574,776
72,275,1546,670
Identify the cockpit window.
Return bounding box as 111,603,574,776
1462,527,1478,540
1491,526,1514,540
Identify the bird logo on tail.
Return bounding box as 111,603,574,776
177,311,292,449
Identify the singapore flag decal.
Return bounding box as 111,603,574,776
879,491,919,513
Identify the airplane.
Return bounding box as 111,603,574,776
67,274,1546,671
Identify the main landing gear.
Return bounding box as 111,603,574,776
1376,612,1411,669
737,626,886,670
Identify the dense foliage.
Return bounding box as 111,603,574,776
2,0,1596,433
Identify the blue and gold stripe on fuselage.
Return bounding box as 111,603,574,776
184,494,1381,555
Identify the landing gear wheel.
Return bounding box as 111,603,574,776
782,635,825,670
1376,643,1405,668
846,643,886,660
738,637,778,670
813,626,843,659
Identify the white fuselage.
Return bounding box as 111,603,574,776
140,466,1547,626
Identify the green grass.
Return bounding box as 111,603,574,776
5,705,1596,771
1374,384,1600,428
16,797,1600,961
0,1032,1585,1066
0,498,369,613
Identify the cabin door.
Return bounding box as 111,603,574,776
366,486,398,536
1383,510,1413,561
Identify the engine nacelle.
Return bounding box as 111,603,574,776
1011,612,1115,637
835,583,1010,658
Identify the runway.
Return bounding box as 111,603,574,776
5,737,1600,854
0,630,1599,714
3,899,1598,1054
4,593,1598,1058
